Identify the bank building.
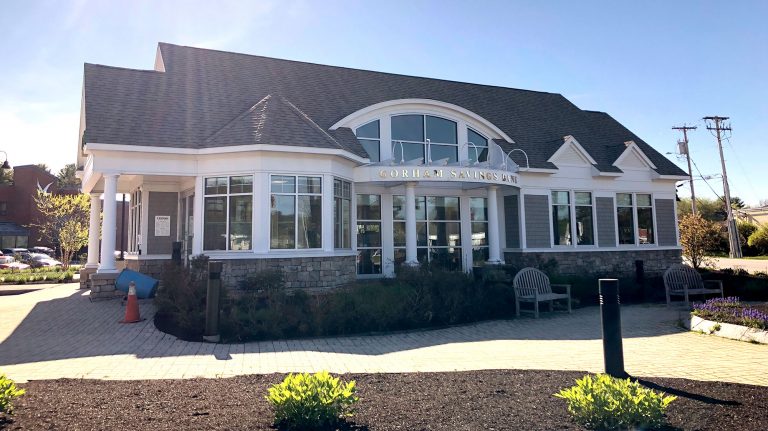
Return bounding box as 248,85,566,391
77,43,687,292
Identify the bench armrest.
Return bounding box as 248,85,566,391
551,284,571,295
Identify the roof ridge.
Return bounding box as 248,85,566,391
203,94,272,146
276,96,348,152
157,42,564,97
84,63,162,74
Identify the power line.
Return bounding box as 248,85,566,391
672,124,698,215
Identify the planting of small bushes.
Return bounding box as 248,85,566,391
0,374,25,415
266,371,358,431
219,264,517,342
692,297,768,330
0,268,75,284
555,374,676,430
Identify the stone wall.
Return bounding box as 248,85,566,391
89,272,121,299
125,259,166,280
125,255,357,290
504,249,682,278
221,256,357,290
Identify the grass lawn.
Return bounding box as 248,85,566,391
743,256,768,260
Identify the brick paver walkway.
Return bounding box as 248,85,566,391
1,284,766,385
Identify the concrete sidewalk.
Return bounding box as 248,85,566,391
0,284,766,385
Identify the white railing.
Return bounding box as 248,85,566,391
380,140,526,173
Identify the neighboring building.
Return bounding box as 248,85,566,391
737,206,768,226
77,43,687,295
0,164,127,255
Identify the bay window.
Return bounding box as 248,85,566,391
270,175,322,249
334,179,352,249
203,176,253,251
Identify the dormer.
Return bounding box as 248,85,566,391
613,140,657,170
547,135,597,167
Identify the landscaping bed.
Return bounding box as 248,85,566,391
2,370,767,430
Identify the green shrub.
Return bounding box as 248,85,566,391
555,374,676,430
748,225,768,255
266,371,358,431
0,374,25,414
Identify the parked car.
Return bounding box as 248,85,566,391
0,256,31,270
28,253,63,268
30,246,55,256
2,248,30,262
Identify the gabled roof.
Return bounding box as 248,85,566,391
81,42,686,176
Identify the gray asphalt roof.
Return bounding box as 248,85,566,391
82,43,686,176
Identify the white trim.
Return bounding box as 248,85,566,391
613,141,657,170
520,167,558,174
329,98,515,143
547,135,598,165
653,173,690,181
591,166,623,177
84,143,369,164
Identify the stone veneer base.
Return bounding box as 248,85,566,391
89,272,121,299
504,249,682,278
125,255,357,290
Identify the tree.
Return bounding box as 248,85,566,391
0,168,12,185
34,163,51,174
747,225,768,255
676,197,726,222
32,191,90,269
729,196,746,210
56,163,81,189
678,213,722,269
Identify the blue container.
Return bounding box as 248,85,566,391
115,269,159,299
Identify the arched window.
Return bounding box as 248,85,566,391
355,120,380,162
391,114,458,164
467,128,489,164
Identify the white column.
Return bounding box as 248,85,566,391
404,182,418,265
85,193,101,268
486,186,503,264
97,174,119,273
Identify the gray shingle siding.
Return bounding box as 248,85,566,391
504,195,520,248
524,195,551,248
147,192,178,255
655,199,677,246
596,197,616,247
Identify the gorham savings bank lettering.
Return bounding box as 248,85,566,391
378,168,518,185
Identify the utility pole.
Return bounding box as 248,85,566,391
672,125,698,215
704,116,742,258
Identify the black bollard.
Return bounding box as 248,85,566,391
203,261,222,343
599,279,626,378
171,241,182,265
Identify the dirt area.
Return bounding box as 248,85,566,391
1,370,766,430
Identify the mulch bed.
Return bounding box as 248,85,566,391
1,370,766,430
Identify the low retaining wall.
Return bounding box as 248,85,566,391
685,314,768,344
504,249,682,278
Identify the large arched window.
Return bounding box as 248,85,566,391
391,114,458,163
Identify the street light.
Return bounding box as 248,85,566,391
0,151,9,170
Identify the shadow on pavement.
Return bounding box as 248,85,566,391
0,285,687,367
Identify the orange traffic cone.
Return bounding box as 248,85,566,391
121,281,142,323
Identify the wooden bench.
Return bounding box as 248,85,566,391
663,263,724,306
512,267,572,318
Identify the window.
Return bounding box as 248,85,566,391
356,194,381,275
467,128,489,164
392,115,458,164
356,120,380,162
470,197,489,265
204,176,253,251
552,191,594,246
616,193,654,245
334,179,352,248
393,195,462,270
129,190,142,252
270,175,322,249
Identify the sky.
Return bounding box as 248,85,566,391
1,0,766,205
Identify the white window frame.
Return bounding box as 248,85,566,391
615,192,657,247
269,174,323,250
390,113,459,164
202,175,254,252
549,190,598,248
354,119,381,162
334,178,352,249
